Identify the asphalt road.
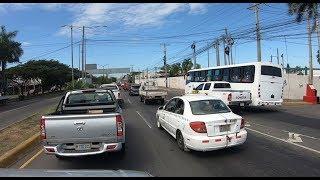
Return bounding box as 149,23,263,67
0,95,62,130
10,89,320,177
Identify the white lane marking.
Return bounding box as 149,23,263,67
287,132,303,143
0,104,32,114
19,149,44,169
127,98,132,104
246,127,320,155
136,111,152,129
250,122,319,140
0,96,60,115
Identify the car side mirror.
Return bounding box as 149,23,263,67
158,106,164,110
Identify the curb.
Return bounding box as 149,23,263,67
0,133,40,168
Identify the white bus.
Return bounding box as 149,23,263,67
185,62,285,106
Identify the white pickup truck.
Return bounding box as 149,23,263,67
41,89,125,159
139,81,167,105
189,81,252,107
100,83,124,108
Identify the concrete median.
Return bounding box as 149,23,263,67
0,133,40,168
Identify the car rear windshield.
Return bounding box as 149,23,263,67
189,100,230,115
65,92,115,106
261,66,282,77
214,83,231,88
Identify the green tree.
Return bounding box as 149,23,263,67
181,58,193,75
168,62,181,77
0,26,24,94
6,65,30,96
288,3,319,31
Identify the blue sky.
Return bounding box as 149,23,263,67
1,3,319,76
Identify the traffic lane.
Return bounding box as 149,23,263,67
0,96,61,130
0,93,63,113
124,92,320,176
17,92,320,176
232,106,320,144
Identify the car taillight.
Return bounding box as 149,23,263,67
189,121,207,133
40,116,46,140
116,115,124,136
227,93,232,101
240,118,245,129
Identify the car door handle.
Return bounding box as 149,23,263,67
74,121,86,125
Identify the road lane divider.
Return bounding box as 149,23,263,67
19,149,44,169
0,133,40,168
136,111,152,129
246,127,320,155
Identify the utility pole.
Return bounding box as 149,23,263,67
284,35,289,67
307,16,313,84
162,43,168,88
214,39,220,66
78,43,81,71
81,26,85,79
277,48,279,64
317,17,320,62
270,55,273,62
230,45,233,65
249,3,262,62
70,25,74,89
207,42,210,67
84,38,87,82
223,28,227,65
191,42,196,69
281,54,284,67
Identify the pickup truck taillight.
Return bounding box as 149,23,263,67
40,116,46,140
227,93,232,101
116,115,124,136
190,121,207,133
240,118,245,129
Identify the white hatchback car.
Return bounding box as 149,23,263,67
156,95,247,152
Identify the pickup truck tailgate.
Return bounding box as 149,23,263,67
231,91,251,102
44,114,118,142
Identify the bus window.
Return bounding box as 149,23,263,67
261,66,282,77
194,71,200,82
242,65,255,83
207,70,213,81
222,68,230,82
199,70,207,82
187,72,195,82
230,67,242,83
213,69,222,81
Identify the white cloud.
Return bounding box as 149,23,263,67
188,3,208,15
40,3,63,11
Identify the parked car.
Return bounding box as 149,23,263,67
100,83,124,108
156,95,247,152
189,81,252,107
40,89,125,159
129,84,140,96
139,81,167,105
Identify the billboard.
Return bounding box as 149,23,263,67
86,64,97,70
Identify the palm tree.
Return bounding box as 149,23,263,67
288,3,318,31
0,26,23,94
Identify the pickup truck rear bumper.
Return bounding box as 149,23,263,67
43,142,123,157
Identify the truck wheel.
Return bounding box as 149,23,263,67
156,118,163,130
144,98,149,105
160,99,165,105
55,154,68,160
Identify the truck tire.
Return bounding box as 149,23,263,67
144,98,149,105
160,99,165,105
55,154,69,160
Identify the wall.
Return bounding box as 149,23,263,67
136,74,320,100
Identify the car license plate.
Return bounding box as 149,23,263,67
220,125,230,132
75,144,91,150
240,103,245,106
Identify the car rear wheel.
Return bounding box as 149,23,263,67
176,131,189,152
156,117,163,130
